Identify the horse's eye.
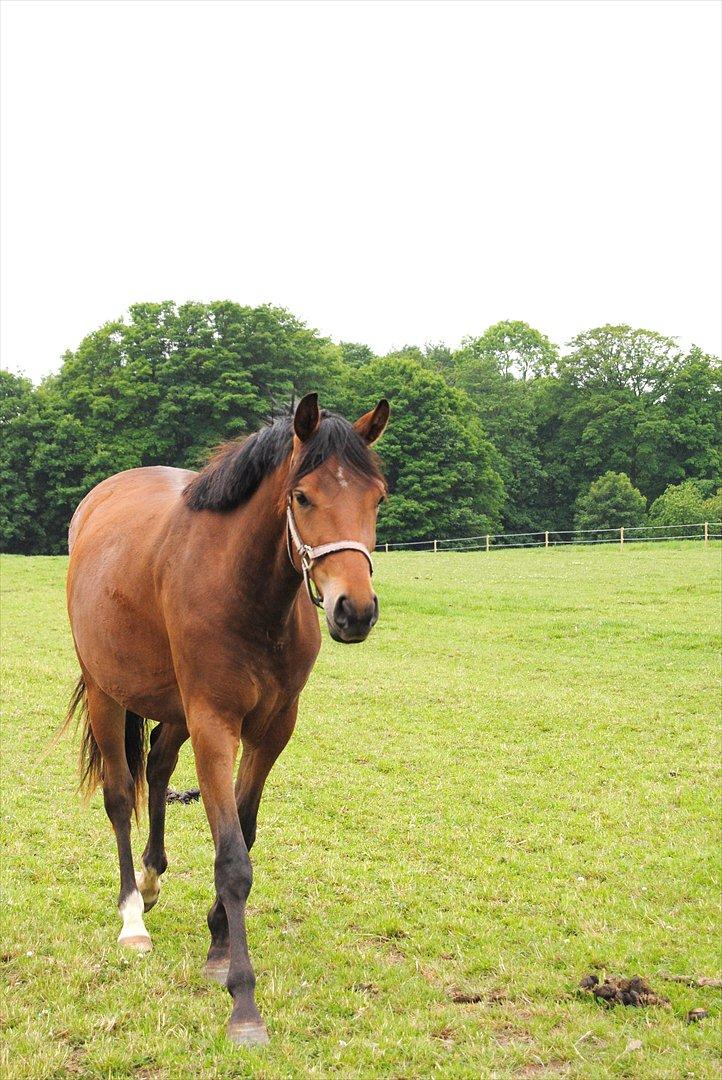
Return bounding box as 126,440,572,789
295,491,311,508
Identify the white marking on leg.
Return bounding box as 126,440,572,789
135,864,161,908
118,889,150,943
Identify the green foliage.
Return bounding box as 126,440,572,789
0,308,719,552
573,471,647,532
534,328,721,527
447,323,553,531
0,371,42,552
703,488,722,523
461,319,558,381
1,303,348,552
648,479,722,528
342,357,505,542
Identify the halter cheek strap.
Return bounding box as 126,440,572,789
286,498,374,609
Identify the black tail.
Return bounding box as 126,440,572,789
124,710,149,818
64,675,149,818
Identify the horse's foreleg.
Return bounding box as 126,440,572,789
190,715,268,1047
138,722,189,911
87,684,151,952
204,707,297,985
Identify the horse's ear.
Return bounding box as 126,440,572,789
294,393,321,442
354,399,390,445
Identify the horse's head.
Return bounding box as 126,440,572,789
288,394,389,643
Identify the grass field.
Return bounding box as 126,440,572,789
1,544,721,1079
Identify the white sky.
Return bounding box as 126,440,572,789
1,0,720,383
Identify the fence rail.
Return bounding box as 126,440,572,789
377,522,722,554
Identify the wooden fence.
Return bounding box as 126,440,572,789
377,522,722,553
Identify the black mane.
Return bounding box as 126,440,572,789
183,411,383,512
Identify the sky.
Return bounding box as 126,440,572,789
1,0,720,383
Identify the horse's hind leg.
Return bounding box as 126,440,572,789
86,683,151,952
137,722,189,911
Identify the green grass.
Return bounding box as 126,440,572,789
1,544,721,1079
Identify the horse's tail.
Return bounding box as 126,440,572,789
64,675,149,818
63,674,101,801
123,711,149,819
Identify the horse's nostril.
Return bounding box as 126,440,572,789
334,595,351,627
333,595,377,633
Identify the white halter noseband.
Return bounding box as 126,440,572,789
286,497,374,608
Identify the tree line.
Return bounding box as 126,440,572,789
1,302,720,554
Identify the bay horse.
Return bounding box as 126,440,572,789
64,393,389,1046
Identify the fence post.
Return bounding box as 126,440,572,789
620,527,624,548
486,534,490,553
704,522,709,547
545,530,549,548
433,539,438,553
385,542,389,553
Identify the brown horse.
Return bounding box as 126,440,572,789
65,393,389,1046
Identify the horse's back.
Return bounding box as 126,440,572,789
69,466,193,555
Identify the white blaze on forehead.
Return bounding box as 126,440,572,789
336,466,349,488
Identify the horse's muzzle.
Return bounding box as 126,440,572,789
327,594,379,644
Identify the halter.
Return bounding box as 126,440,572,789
286,497,374,608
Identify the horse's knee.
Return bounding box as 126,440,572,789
214,837,252,906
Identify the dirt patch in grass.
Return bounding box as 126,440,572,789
450,986,507,1005
514,1060,571,1078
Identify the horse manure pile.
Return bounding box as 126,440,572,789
165,787,201,804
579,974,669,1008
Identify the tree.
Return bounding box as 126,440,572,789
661,347,721,488
648,480,709,527
443,323,554,530
339,356,505,543
1,305,719,555
533,325,710,527
556,325,682,394
461,320,558,381
573,471,646,533
339,341,375,367
0,370,42,552
703,489,722,523
53,301,347,475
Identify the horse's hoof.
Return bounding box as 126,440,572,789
202,958,230,984
118,934,152,953
227,1020,269,1047
142,894,159,914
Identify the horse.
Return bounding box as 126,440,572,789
64,392,389,1046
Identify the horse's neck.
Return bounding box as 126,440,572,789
225,473,302,626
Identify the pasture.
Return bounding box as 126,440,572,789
2,543,720,1078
